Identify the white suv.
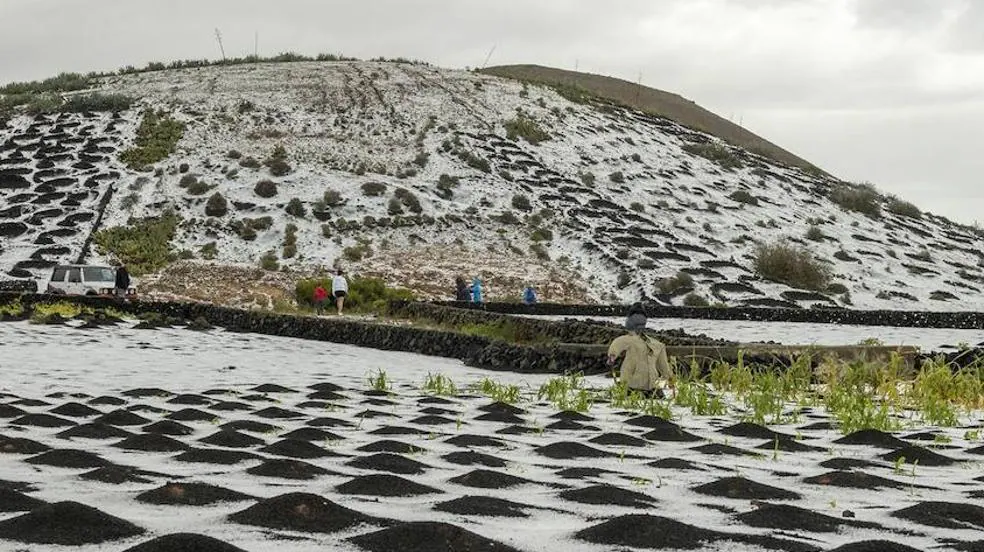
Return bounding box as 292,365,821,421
46,265,135,297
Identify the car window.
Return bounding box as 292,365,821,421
67,268,82,283
83,267,115,283
50,267,68,282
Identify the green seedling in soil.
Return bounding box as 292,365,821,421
367,369,392,393
0,300,25,316
965,430,980,442
618,449,625,463
772,438,780,461
472,378,521,404
631,478,651,487
829,499,837,510
933,434,952,445
642,398,674,420
422,373,457,397
456,415,462,431
894,456,906,475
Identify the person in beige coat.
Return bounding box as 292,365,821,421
607,307,672,398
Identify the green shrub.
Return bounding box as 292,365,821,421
60,93,134,114
413,152,430,168
323,189,344,206
266,158,291,176
387,197,404,216
580,172,596,187
343,242,373,262
753,241,832,291
530,243,550,261
205,193,228,217
493,210,520,225
887,198,921,219
826,282,849,295
682,142,743,170
119,110,186,170
285,198,306,218
531,228,553,242
282,223,298,259
830,184,881,218
683,293,709,307
254,179,278,198
511,194,532,212
503,115,550,145
728,190,758,206
0,72,90,95
638,258,655,269
259,250,279,271
609,171,625,184
200,242,218,260
226,150,242,160
185,179,214,196
630,202,645,212
436,174,459,199
658,271,694,294
295,276,414,313
239,156,261,169
395,188,423,214
362,182,387,197
805,225,825,242
93,213,179,275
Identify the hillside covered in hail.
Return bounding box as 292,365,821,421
1,59,982,310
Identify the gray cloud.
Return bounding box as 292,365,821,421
1,0,982,223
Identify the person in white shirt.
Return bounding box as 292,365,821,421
332,269,349,315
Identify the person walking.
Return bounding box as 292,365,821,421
114,264,130,301
522,285,537,305
471,277,483,304
313,283,328,315
606,304,672,398
332,269,349,315
455,277,470,302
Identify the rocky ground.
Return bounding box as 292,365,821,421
2,319,983,551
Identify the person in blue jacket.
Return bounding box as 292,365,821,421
471,277,483,304
522,285,537,305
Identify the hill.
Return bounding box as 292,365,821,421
481,64,819,172
1,58,983,311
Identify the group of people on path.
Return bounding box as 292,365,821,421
454,276,537,305
313,269,348,316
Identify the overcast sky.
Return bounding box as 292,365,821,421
2,0,981,224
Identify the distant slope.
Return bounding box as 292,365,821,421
481,64,818,172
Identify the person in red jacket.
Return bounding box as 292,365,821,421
313,284,328,315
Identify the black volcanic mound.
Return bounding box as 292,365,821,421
229,492,378,533
166,408,218,422
122,533,249,552
57,423,134,440
94,409,150,426
738,503,881,532
496,425,540,435
250,383,297,393
693,477,801,500
691,443,759,457
309,381,345,392
347,453,429,475
756,438,823,453
445,434,507,448
221,419,280,433
819,458,881,470
0,488,46,512
337,474,441,497
576,514,820,552
449,469,536,490
719,422,791,440
624,415,676,428
89,395,127,406
10,413,77,427
555,467,617,479
442,451,507,468
835,429,908,449
307,390,348,401
358,440,425,454
50,402,102,418
173,448,261,465
804,471,920,490
551,410,595,421
827,541,924,552
478,401,525,415
254,406,304,419
142,420,194,436
0,434,51,454
123,388,172,398
546,419,597,431
349,521,522,552
261,439,340,459
210,401,254,412
536,442,613,459
282,427,344,441
560,484,658,508
199,430,265,448
137,482,254,506
79,466,168,485
409,415,458,426
306,416,355,428
0,404,27,418
370,425,429,436
26,449,110,469
893,501,984,529
246,459,331,480
642,425,703,442
166,394,212,406
0,501,145,544
880,445,957,467
474,411,525,424
590,432,647,447
435,495,533,518
114,434,190,452
648,457,705,471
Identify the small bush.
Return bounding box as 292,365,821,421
253,179,278,198
285,198,306,218
682,142,743,170
395,188,423,214
826,282,849,295
178,174,197,188
343,242,373,262
413,152,430,168
830,184,881,218
295,276,414,313
609,171,625,184
503,115,550,145
200,242,218,260
683,293,709,307
753,241,832,291
887,198,922,219
493,210,520,225
119,110,186,170
511,194,532,212
226,150,242,160
323,189,344,206
120,193,139,210
436,174,459,199
638,258,655,269
93,212,179,276
282,223,298,259
617,271,631,288
531,228,553,242
580,172,596,187
658,271,694,294
266,158,291,176
729,190,759,206
362,182,388,197
205,193,228,217
239,156,261,169
805,225,825,242
185,180,214,196
387,197,404,216
630,202,645,212
530,243,550,261
259,250,279,271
